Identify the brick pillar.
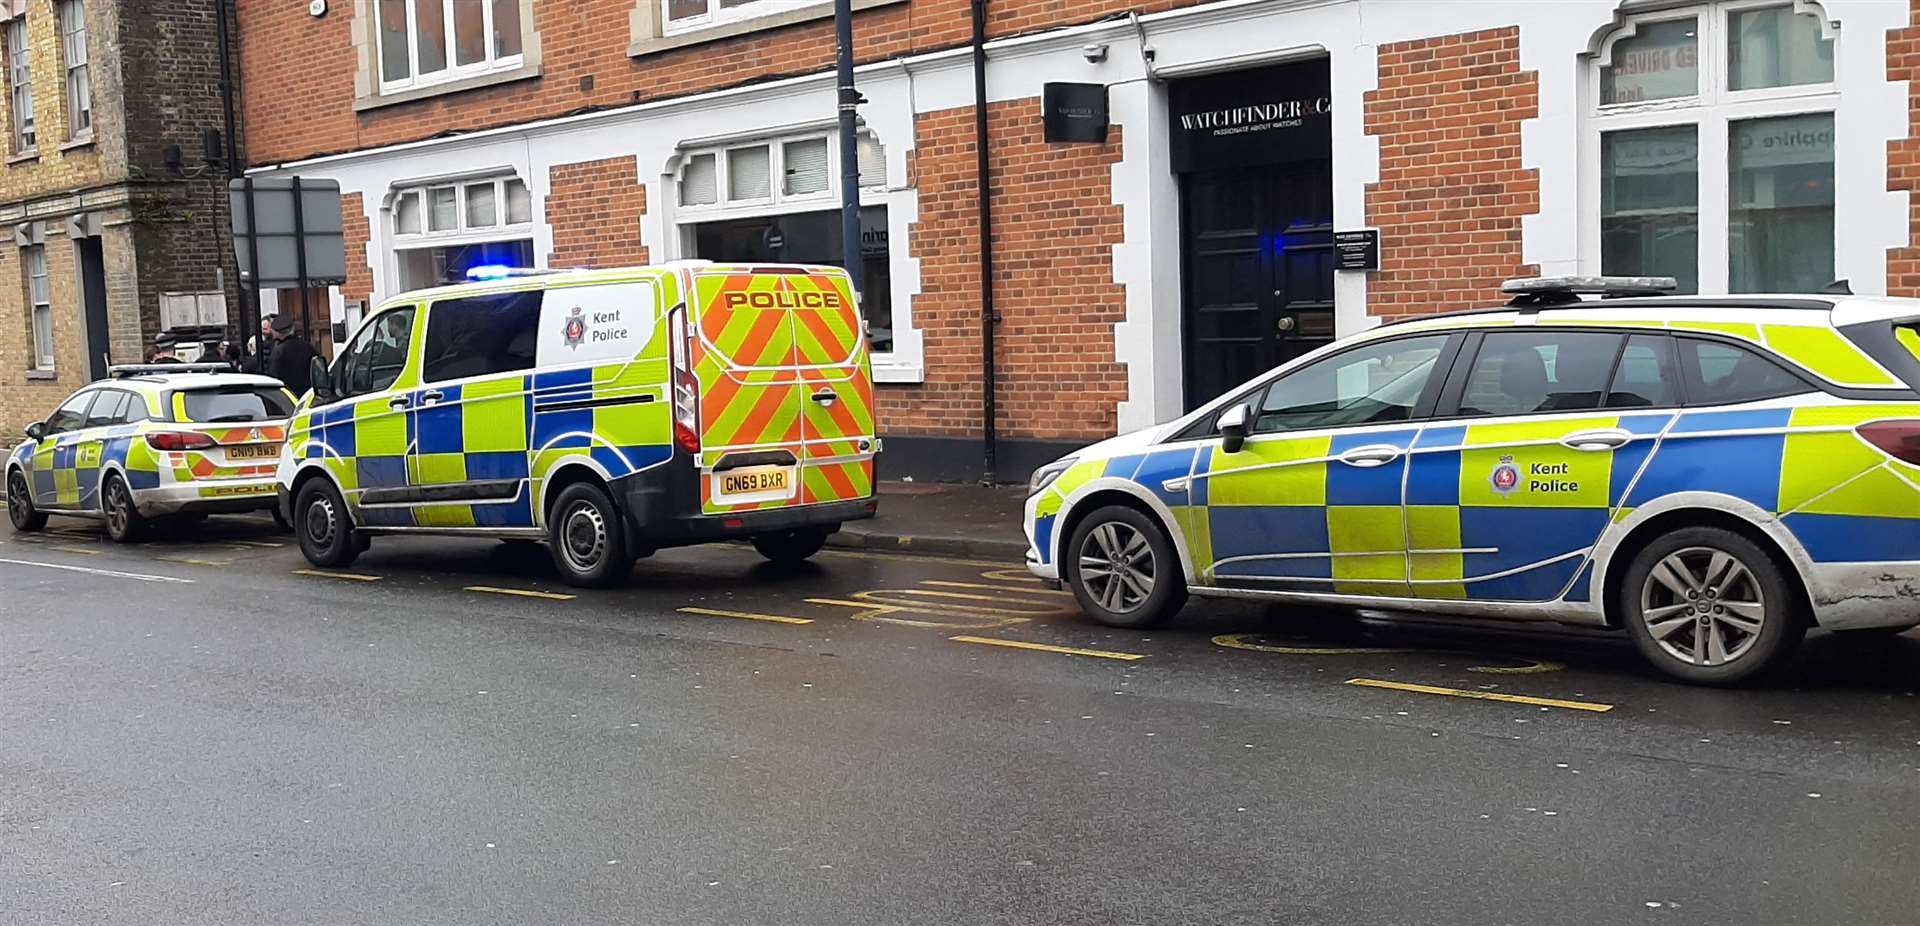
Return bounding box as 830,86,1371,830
1889,4,1920,296
547,157,649,269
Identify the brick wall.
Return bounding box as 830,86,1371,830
547,156,649,268
0,232,100,440
1890,4,1920,296
236,0,1210,167
889,98,1126,442
1364,27,1540,319
341,192,372,303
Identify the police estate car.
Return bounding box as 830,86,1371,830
1026,277,1920,685
5,364,293,542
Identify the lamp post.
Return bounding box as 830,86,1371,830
834,0,862,297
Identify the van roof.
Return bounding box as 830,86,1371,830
374,262,845,312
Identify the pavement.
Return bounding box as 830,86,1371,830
830,480,1029,559
4,514,1920,925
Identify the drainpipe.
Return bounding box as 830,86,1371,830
971,0,998,484
214,0,258,354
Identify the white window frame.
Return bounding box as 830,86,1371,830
377,0,526,96
662,0,826,37
674,129,883,222
58,0,87,140
25,244,51,370
1584,0,1839,294
6,16,33,153
392,175,533,243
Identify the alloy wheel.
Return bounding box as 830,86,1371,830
1640,545,1767,667
1078,521,1156,614
7,472,28,523
560,501,607,573
105,479,130,536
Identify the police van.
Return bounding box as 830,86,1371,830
1027,276,1920,685
278,262,878,585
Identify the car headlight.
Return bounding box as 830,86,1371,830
1029,457,1076,497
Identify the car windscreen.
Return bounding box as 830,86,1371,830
176,387,294,423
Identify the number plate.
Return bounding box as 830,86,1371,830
718,465,791,499
227,444,280,460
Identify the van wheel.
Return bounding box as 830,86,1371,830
295,478,359,568
102,474,149,543
1619,527,1805,686
548,482,634,588
7,469,45,532
1066,505,1187,629
752,527,828,564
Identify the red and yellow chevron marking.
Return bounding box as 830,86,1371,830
203,425,287,445
184,456,278,479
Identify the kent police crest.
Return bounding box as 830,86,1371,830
562,306,586,349
1490,454,1520,494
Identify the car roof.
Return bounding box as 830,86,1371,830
1373,293,1920,337
88,372,284,394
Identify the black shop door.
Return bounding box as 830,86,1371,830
1180,165,1334,411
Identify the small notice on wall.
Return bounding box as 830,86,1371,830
1333,230,1380,271
1043,83,1109,144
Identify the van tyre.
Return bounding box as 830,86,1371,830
7,469,45,532
102,473,149,543
548,482,634,588
752,527,828,564
1067,505,1187,630
295,478,360,569
1620,526,1805,686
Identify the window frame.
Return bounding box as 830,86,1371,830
24,243,52,371
418,290,542,385
376,0,526,96
675,129,885,219
1171,333,1465,442
6,16,33,154
662,0,827,38
393,176,533,243
1446,328,1633,420
58,0,88,140
331,305,419,402
1584,0,1840,295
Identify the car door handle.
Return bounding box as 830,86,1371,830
810,389,838,406
387,395,411,410
1337,444,1402,467
418,390,445,406
1561,428,1632,451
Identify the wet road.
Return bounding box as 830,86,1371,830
3,516,1919,925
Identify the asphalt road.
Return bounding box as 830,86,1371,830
3,515,1919,925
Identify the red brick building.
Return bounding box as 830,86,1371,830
234,0,1912,481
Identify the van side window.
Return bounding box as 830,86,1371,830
1457,330,1624,417
421,291,543,384
336,307,417,399
1677,336,1812,405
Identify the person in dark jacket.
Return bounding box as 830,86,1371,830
265,313,317,396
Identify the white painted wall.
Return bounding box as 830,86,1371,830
255,0,1914,436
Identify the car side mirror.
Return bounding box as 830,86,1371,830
1218,404,1250,454
24,422,43,441
309,355,335,404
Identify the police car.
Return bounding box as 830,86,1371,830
279,262,878,586
5,364,294,541
1027,277,1920,685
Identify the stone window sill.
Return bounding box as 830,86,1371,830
59,134,93,152
630,0,905,58
355,64,542,113
25,369,56,381
6,148,38,165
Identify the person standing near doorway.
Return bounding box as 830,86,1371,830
266,314,316,396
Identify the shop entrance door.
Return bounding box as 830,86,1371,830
1181,163,1335,410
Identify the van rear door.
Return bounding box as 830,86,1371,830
685,265,873,514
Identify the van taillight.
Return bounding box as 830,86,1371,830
145,430,216,451
669,305,700,454
1857,420,1920,465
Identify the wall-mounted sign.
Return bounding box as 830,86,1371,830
1333,230,1380,271
1168,59,1331,173
1043,83,1109,144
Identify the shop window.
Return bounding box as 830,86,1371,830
677,131,883,211
376,0,527,94
6,16,33,153
1591,2,1836,294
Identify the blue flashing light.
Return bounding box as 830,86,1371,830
466,264,515,281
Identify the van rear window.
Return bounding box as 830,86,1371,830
177,387,294,423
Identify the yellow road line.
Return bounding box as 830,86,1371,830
1344,678,1613,713
948,635,1147,661
466,585,576,601
51,546,100,556
919,579,1074,597
815,549,1015,569
678,606,814,625
229,540,285,549
161,557,231,567
292,568,381,582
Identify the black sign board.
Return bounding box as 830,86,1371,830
1168,59,1331,173
1334,230,1379,271
1043,83,1109,144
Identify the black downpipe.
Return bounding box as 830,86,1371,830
214,0,259,355
833,0,862,297
971,0,997,484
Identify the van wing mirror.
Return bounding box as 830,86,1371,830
1218,404,1251,454
24,421,43,441
308,355,335,404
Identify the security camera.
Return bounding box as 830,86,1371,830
1082,43,1109,64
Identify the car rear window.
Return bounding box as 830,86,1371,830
177,387,294,423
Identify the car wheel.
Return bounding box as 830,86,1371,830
102,473,148,543
1066,505,1187,629
547,482,634,588
751,527,828,564
1619,526,1806,686
294,478,359,568
6,468,45,532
